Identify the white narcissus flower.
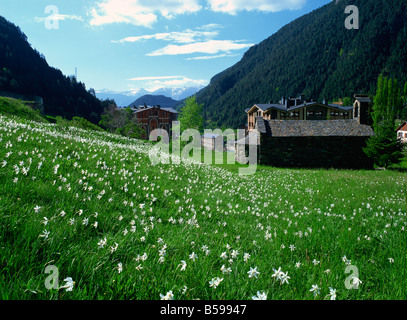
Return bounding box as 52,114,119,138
221,265,232,274
179,260,187,271
160,290,174,300
281,272,290,285
42,217,48,225
351,277,362,289
189,252,198,261
247,267,260,278
209,277,223,289
60,277,75,292
39,229,50,240
98,237,107,248
252,291,267,300
271,267,283,281
310,284,320,297
328,287,337,300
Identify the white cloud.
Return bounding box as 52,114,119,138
128,75,207,91
196,23,224,31
114,29,219,44
186,53,239,60
128,75,184,81
207,0,306,14
114,25,251,59
150,77,208,87
146,40,254,56
34,14,84,23
89,0,202,27
89,0,306,26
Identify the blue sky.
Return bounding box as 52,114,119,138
0,0,331,93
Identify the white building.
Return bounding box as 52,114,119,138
397,121,407,143
202,133,223,151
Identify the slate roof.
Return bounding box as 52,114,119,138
248,102,353,113
133,106,178,114
354,96,372,103
256,118,374,137
256,104,287,112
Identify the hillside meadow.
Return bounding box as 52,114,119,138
0,110,406,300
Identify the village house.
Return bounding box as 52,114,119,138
242,94,375,169
397,121,407,143
245,95,355,132
132,104,178,140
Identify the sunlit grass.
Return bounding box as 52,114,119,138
0,113,406,300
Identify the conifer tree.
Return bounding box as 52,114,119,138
402,82,407,120
364,75,403,168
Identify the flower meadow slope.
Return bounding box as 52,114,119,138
0,114,406,300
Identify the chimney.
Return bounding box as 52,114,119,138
353,94,372,125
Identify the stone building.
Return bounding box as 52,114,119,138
132,104,178,140
243,94,375,169
245,95,355,132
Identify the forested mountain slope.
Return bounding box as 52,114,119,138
0,16,103,122
195,0,407,128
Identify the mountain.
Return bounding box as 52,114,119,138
151,86,205,101
96,86,204,107
195,0,407,129
128,94,179,108
96,89,150,107
0,16,104,123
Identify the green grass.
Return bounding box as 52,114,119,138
0,97,47,123
0,112,406,300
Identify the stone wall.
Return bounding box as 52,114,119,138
259,135,373,169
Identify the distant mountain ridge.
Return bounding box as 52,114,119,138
195,0,407,128
96,89,150,107
128,94,178,108
96,86,204,107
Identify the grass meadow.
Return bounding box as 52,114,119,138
0,111,406,300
